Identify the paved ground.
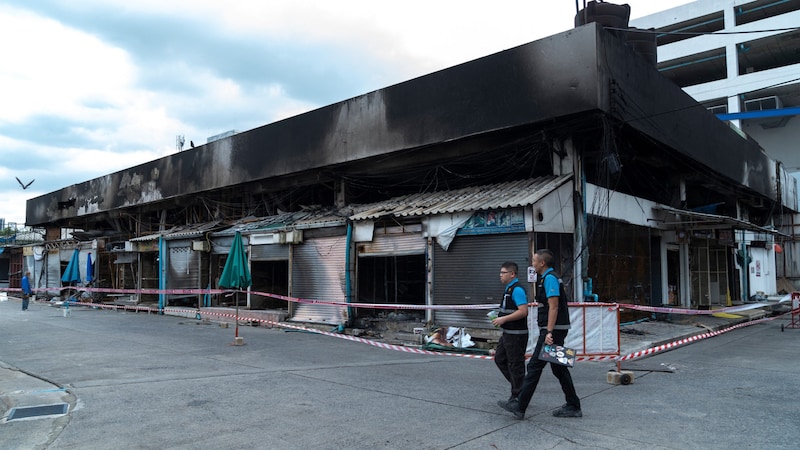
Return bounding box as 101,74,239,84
1,297,798,449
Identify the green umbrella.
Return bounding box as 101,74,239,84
218,231,252,340
62,249,81,284
61,248,82,304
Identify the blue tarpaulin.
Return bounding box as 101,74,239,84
86,253,94,283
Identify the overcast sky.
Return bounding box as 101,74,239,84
0,0,695,227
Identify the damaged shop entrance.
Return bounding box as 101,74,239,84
353,223,427,336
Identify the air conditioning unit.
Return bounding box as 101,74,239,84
744,96,783,112
191,240,210,252
707,105,728,115
285,230,303,244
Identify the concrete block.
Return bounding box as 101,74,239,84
233,336,245,346
607,370,634,385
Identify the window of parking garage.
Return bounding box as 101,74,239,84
658,48,727,87
702,98,729,115
738,29,800,75
655,11,724,46
735,0,800,26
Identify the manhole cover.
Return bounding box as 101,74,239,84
7,403,69,421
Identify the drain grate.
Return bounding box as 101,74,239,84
7,403,69,421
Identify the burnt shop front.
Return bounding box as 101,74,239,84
432,210,531,329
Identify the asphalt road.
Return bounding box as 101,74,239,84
1,299,799,449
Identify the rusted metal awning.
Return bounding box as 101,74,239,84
654,205,788,237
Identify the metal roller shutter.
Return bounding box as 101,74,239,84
46,250,61,290
433,233,530,328
167,244,201,289
250,244,289,261
357,233,425,256
290,236,348,324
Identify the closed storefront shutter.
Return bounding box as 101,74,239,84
433,233,529,328
250,244,289,261
167,243,202,306
47,250,61,290
290,235,348,324
357,233,425,256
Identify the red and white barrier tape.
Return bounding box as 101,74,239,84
615,302,773,315
8,290,784,363
6,285,777,316
59,300,496,360
1,287,499,311
48,299,782,364
577,314,777,363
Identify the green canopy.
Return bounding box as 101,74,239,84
218,231,252,289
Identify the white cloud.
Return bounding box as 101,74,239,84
0,6,134,123
0,0,696,227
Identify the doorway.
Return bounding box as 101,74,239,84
666,246,681,306
251,260,289,310
356,254,426,319
690,238,730,308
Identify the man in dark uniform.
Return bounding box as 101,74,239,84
500,249,581,419
492,262,528,410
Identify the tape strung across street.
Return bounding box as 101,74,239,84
578,315,777,362
0,285,780,313
11,285,781,364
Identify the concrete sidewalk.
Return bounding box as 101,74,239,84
616,304,778,358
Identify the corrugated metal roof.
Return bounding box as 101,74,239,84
213,208,348,236
293,212,348,229
349,175,572,221
129,177,570,242
213,211,313,236
129,221,224,242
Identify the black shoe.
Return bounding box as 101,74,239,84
497,398,517,409
552,404,582,418
498,398,524,420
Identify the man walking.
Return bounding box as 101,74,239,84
500,249,581,419
492,262,528,410
21,271,32,311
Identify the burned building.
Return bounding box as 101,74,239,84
24,23,796,329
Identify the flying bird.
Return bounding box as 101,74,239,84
16,177,34,189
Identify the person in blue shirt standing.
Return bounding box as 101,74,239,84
21,271,32,311
492,262,528,410
500,249,581,419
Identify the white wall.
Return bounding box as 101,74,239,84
748,246,777,296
